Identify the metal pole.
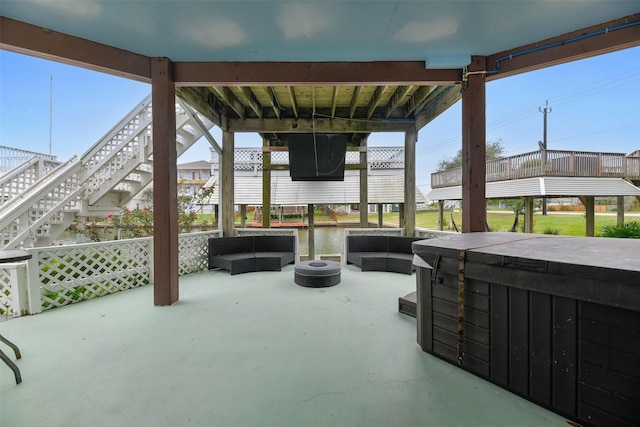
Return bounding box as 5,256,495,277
49,75,53,155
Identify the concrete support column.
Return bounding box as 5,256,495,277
360,141,368,227
617,196,625,225
438,200,444,231
308,203,315,260
462,56,487,233
262,138,271,228
377,203,383,228
524,197,534,233
221,131,235,237
151,57,178,306
404,128,417,237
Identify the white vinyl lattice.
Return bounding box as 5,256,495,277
178,231,221,275
0,159,62,208
0,267,16,317
36,239,152,311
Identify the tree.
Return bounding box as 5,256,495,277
436,139,505,171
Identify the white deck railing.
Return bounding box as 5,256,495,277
431,150,640,188
0,230,221,318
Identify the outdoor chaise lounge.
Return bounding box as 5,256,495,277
208,235,295,275
346,235,422,274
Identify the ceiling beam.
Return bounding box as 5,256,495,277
404,86,437,118
175,87,226,129
210,86,245,119
331,87,340,117
239,87,263,119
287,87,299,119
415,85,461,130
349,86,362,119
366,86,385,118
262,87,281,120
0,17,151,82
385,86,412,117
173,62,461,86
486,13,640,80
227,117,415,133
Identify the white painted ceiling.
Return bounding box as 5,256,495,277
2,1,638,64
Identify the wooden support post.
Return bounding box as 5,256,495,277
404,128,417,237
221,131,235,237
308,203,315,260
151,57,178,306
399,203,405,230
377,203,383,228
360,140,368,227
462,56,487,233
580,196,595,237
240,204,246,228
262,138,271,228
617,196,625,225
524,197,534,233
214,205,219,229
438,200,444,231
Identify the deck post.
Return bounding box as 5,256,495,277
617,196,625,225
579,196,595,237
438,200,444,231
360,139,368,227
240,205,246,228
524,197,534,233
404,127,417,237
151,57,179,306
262,138,271,228
461,56,487,232
221,131,235,236
377,203,383,228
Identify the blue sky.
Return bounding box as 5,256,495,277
1,46,639,194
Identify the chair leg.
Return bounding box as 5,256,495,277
0,334,21,359
0,349,22,384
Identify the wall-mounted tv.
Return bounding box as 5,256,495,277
288,133,347,181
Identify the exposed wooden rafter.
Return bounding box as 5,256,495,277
287,86,299,119
227,117,415,133
404,86,437,118
239,87,263,119
385,86,412,118
366,86,385,118
262,86,281,120
210,86,245,119
331,86,339,117
349,86,362,119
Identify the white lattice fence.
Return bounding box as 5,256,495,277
178,230,221,275
0,266,16,318
414,228,458,239
32,239,152,311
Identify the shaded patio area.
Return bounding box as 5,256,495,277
1,266,567,426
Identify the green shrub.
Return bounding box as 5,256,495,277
600,221,640,238
542,227,560,235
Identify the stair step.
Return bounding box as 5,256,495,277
398,291,417,318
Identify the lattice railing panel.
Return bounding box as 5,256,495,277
35,239,152,311
0,159,62,208
178,230,221,275
414,229,458,239
344,228,405,237
0,266,16,318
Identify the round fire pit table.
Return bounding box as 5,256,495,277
294,260,341,288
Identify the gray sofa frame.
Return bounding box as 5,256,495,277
208,235,295,275
346,235,422,275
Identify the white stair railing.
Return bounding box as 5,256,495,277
0,157,62,208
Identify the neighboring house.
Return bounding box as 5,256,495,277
177,160,212,196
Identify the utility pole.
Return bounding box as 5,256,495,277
539,100,552,215
49,75,53,155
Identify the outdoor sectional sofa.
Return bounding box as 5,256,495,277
208,235,295,275
346,235,423,274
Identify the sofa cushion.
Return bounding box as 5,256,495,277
209,236,253,256
388,236,422,254
253,235,295,253
347,235,389,253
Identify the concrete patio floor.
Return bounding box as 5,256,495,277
1,265,568,426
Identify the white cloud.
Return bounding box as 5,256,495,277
393,19,459,43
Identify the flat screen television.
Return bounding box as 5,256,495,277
288,133,347,181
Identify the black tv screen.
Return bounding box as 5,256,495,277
288,134,347,181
